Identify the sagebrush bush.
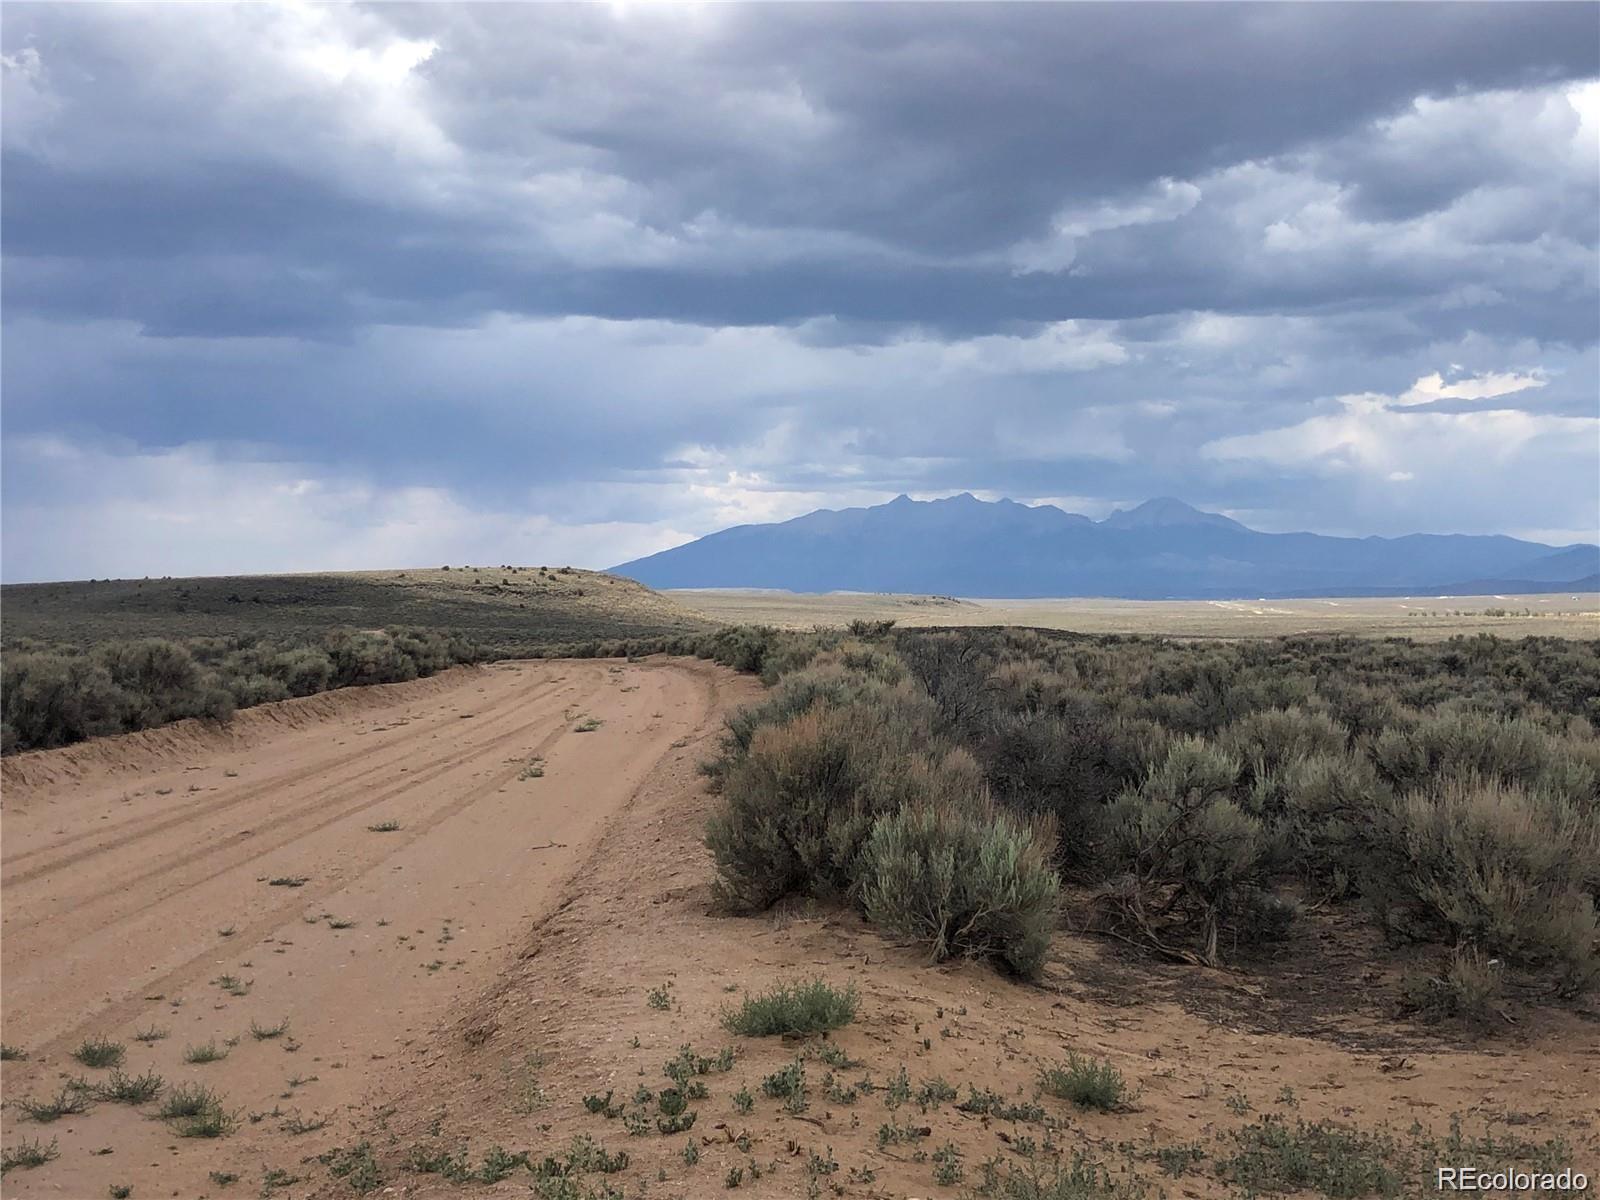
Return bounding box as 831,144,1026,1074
861,798,1060,978
710,625,1599,991
1397,946,1508,1029
2,652,128,750
706,703,980,910
2,628,480,754
1103,737,1282,964
1363,775,1599,993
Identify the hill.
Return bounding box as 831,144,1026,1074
1,566,715,656
613,493,1600,599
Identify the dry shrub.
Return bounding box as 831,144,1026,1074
1397,946,1509,1029
1104,737,1284,964
1365,774,1599,994
1221,707,1348,779
861,797,1060,979
2,652,128,751
705,703,977,911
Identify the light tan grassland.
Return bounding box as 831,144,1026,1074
670,589,1600,640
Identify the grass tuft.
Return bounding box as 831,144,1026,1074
183,1040,230,1064
94,1069,165,1105
72,1036,125,1069
721,979,859,1037
1040,1053,1128,1112
1,1138,59,1175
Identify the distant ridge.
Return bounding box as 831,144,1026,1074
612,494,1599,600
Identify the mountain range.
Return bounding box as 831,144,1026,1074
612,494,1600,599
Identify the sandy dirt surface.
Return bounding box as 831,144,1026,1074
670,589,1600,640
4,657,1596,1200
0,657,742,1198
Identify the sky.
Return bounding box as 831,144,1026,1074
3,2,1598,583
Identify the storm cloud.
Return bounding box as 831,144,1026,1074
3,2,1597,581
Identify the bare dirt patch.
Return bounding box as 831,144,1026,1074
0,656,741,1198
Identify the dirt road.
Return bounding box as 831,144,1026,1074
0,656,742,1198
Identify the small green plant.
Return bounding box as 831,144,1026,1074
18,1084,92,1123
131,1026,168,1044
267,876,309,888
184,1040,229,1064
682,1139,701,1166
1152,1143,1206,1177
732,1086,754,1113
280,1111,327,1135
916,1075,957,1111
584,1090,623,1117
932,1141,964,1185
877,1119,930,1147
623,1109,652,1136
958,1086,1046,1123
724,1165,744,1188
810,1041,857,1068
722,979,858,1037
564,1134,628,1173
0,1044,26,1061
109,1184,134,1199
327,917,358,929
213,974,251,996
367,820,401,832
761,1061,805,1100
160,1085,236,1138
883,1064,911,1110
1217,1115,1402,1198
320,1142,382,1193
260,1168,298,1194
575,717,603,732
207,1171,240,1186
657,1109,698,1135
250,1018,291,1040
72,1035,125,1068
2,1137,59,1174
647,983,672,1010
94,1068,165,1105
1040,1053,1128,1111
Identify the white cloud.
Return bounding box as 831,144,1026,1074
1396,369,1546,406
1201,370,1596,480
0,437,690,581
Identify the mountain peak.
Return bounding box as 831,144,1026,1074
1101,497,1245,531
610,493,1583,598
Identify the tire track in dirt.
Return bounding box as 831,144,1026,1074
0,669,607,952
0,673,571,881
1,657,743,1200
13,668,672,1064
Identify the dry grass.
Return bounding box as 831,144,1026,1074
670,589,1599,640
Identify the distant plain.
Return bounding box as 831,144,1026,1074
670,587,1600,639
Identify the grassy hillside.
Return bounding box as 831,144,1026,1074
3,566,716,656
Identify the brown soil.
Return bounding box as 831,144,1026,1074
3,658,1596,1200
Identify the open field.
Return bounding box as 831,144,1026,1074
2,640,1596,1198
2,567,715,655
671,588,1600,639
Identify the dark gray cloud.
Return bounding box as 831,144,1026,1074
2,2,1596,581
